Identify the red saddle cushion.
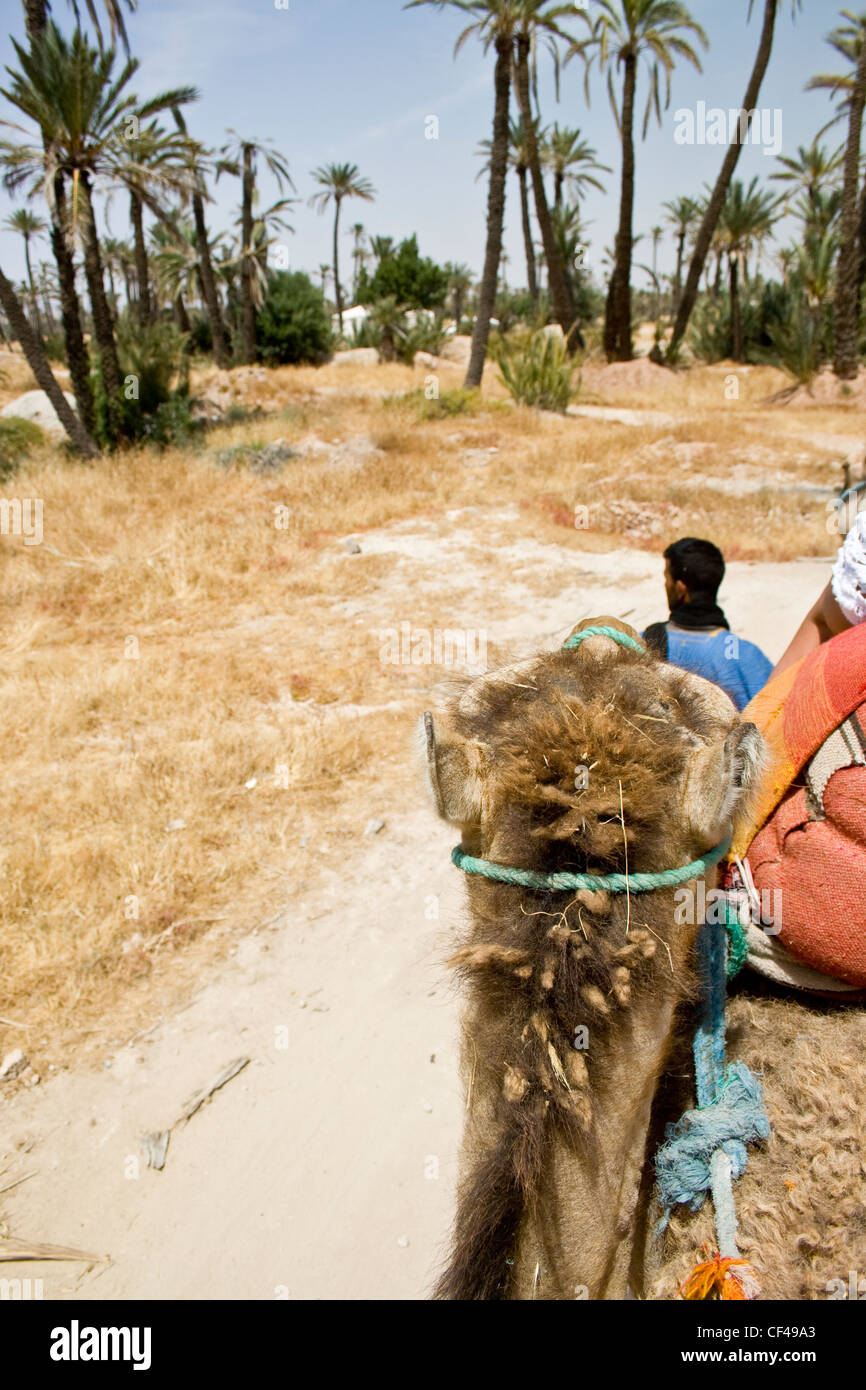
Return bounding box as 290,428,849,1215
747,707,866,987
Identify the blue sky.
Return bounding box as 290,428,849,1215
0,0,852,296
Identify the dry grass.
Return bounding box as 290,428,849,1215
0,348,857,1065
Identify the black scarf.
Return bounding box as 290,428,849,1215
668,598,729,631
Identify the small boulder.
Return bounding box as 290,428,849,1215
0,1048,29,1081
439,335,472,366
1,390,76,440
333,348,380,367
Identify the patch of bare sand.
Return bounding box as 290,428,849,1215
784,366,866,409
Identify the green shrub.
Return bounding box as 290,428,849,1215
116,316,189,415
385,386,482,421
491,330,579,412
256,271,333,365
0,416,45,477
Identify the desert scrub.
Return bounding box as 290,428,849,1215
0,415,45,477
492,330,580,412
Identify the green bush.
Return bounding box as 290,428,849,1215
116,316,189,414
256,271,333,365
385,386,482,421
491,330,580,412
357,235,448,311
0,416,45,477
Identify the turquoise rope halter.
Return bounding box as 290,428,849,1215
451,623,730,897
451,836,731,895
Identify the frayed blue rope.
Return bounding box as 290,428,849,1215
655,910,770,1249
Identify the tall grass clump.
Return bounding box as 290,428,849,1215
491,330,579,412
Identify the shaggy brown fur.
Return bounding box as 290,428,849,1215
650,985,866,1300
424,619,767,1300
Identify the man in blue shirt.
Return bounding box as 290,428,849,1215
643,537,773,711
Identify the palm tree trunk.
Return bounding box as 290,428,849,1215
0,262,97,456
464,33,511,389
729,254,743,362
856,174,866,322
518,166,538,305
833,33,866,379
23,0,47,39
672,230,685,316
80,173,123,439
173,294,191,334
555,171,563,209
332,196,344,334
514,35,578,349
605,52,637,361
714,250,723,296
667,0,779,360
21,234,43,339
240,145,257,363
190,192,230,367
129,189,152,325
50,174,96,437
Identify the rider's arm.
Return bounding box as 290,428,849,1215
771,582,851,681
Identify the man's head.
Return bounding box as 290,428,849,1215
664,537,725,610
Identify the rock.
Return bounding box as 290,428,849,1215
364,817,385,836
0,1049,28,1080
1,390,75,440
343,538,362,554
333,348,379,367
438,334,472,366
167,818,187,832
189,394,227,425
397,1235,410,1248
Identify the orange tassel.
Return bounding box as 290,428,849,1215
679,1244,761,1300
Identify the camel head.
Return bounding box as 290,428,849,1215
422,617,763,1300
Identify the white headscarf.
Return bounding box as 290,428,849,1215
831,511,866,626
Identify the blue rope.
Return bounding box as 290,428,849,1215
655,913,770,1246
451,835,731,894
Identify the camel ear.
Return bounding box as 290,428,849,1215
418,712,484,827
680,720,765,846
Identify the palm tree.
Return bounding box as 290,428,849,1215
223,131,295,362
541,123,609,208
649,222,663,319
318,263,331,297
110,117,197,326
1,24,194,440
23,0,135,50
478,117,539,303
407,1,520,386
369,235,394,268
444,261,473,325
667,0,802,362
308,162,375,337
170,109,232,367
717,177,781,361
771,142,843,212
0,260,97,454
4,207,46,335
349,222,367,299
662,195,700,316
570,0,707,362
511,3,585,350
807,10,866,379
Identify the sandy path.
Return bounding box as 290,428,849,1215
0,523,834,1300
